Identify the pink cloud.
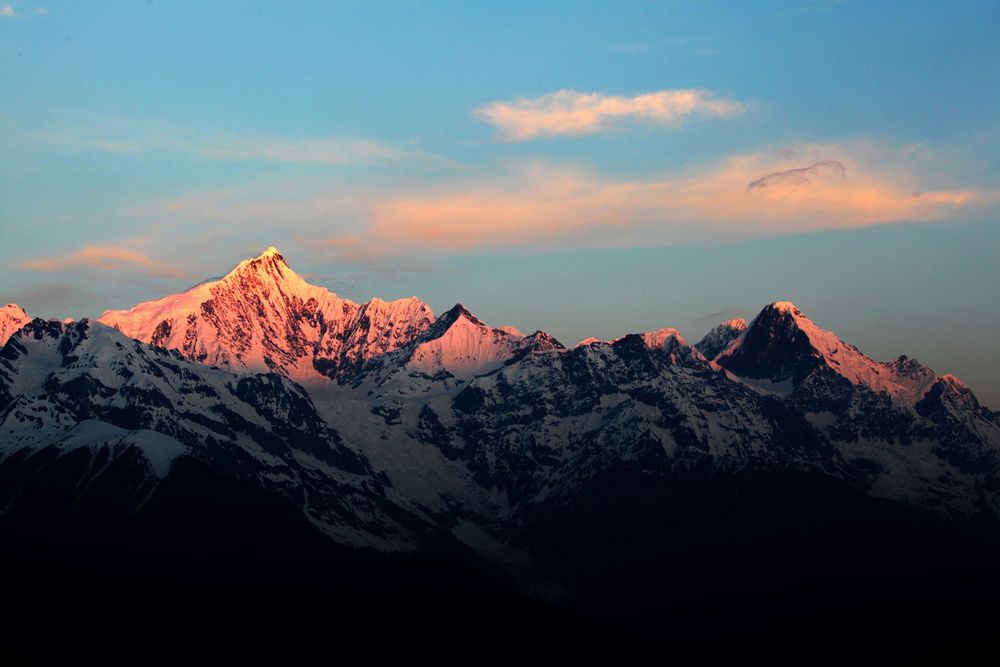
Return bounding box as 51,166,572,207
473,89,745,141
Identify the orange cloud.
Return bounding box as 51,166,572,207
368,145,998,250
21,245,181,277
473,89,745,141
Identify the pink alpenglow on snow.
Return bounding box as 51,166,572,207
98,248,435,383
0,304,31,346
405,305,533,377
97,248,541,383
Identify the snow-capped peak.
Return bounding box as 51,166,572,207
219,246,315,294
229,246,289,273
440,303,483,327
0,303,31,346
98,248,435,383
405,304,526,376
696,318,748,360
521,330,564,352
719,301,939,403
638,327,687,352
770,301,800,314
241,246,285,265
632,327,707,364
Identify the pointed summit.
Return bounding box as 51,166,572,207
439,303,484,327
522,330,564,352
234,246,288,269
716,302,819,384
250,246,289,271
770,301,800,314
718,302,939,403
405,304,530,376
218,246,307,292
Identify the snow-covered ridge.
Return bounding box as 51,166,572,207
97,248,549,384
55,248,973,407
574,328,688,350
571,328,704,366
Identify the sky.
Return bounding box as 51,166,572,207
1,1,999,404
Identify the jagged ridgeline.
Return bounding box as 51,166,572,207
3,248,1000,641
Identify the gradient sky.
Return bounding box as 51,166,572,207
2,1,999,404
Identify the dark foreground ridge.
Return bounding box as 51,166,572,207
4,457,1000,660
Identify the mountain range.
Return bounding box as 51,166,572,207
3,247,1000,647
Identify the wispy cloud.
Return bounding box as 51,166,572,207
21,245,181,278
473,89,746,141
1,6,15,17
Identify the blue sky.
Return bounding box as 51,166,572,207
2,1,999,403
